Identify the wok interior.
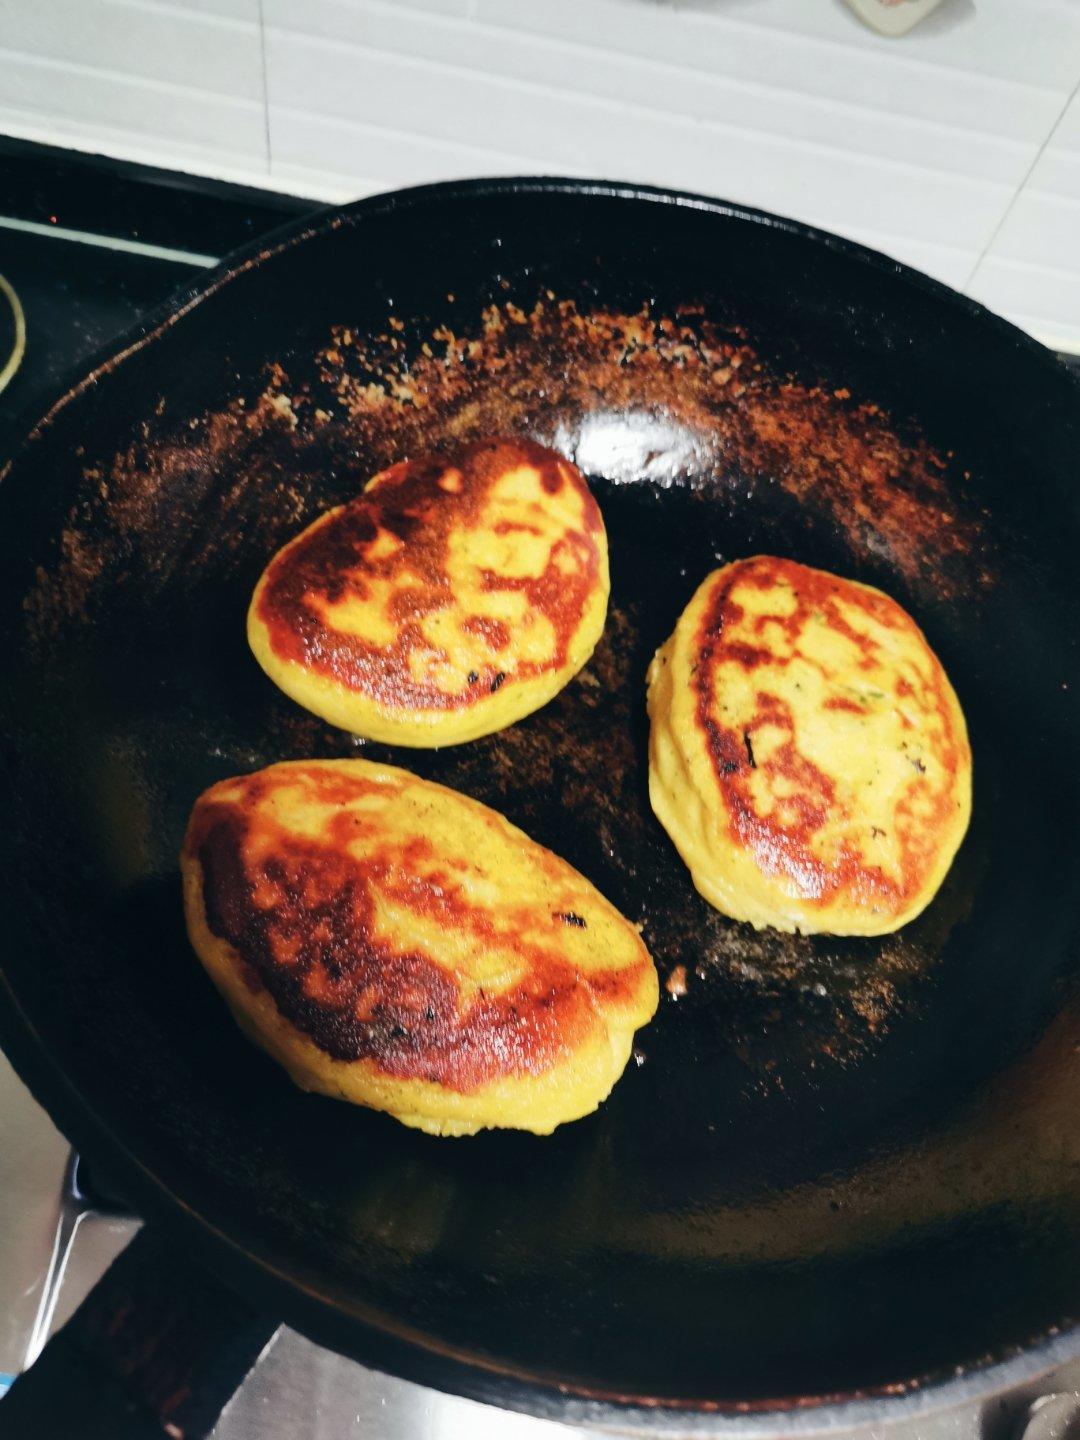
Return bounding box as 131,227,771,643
3,187,1080,1407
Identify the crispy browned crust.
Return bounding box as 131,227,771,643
693,556,969,918
183,764,646,1092
253,435,605,711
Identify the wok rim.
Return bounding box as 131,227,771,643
2,174,1080,1432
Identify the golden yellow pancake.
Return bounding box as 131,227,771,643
181,759,657,1136
247,437,609,746
647,556,972,935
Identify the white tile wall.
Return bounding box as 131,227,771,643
0,0,1078,348
0,0,266,178
0,0,262,93
261,0,1020,257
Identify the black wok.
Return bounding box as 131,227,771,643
2,179,1080,1436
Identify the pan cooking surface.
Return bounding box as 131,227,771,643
2,182,1080,1418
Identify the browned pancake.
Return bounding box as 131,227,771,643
647,556,972,934
182,759,657,1133
247,436,609,745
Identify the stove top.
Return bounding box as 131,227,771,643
1,136,1078,1440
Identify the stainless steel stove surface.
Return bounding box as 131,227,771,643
3,137,1080,1440
0,1053,578,1440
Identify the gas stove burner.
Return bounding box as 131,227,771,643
0,270,25,397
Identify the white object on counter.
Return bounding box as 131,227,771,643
842,0,950,36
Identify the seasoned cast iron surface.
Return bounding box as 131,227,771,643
2,184,1080,1409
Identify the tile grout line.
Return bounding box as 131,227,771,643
258,0,273,178
963,68,1080,293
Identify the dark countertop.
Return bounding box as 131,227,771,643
0,136,316,465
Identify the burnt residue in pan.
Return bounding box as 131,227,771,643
6,182,1080,1409
24,295,986,638
20,294,989,1094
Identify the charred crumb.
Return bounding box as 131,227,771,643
665,964,688,998
554,911,587,928
467,670,479,685
910,756,926,774
490,672,506,692
24,292,988,640
720,759,739,775
743,731,757,769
